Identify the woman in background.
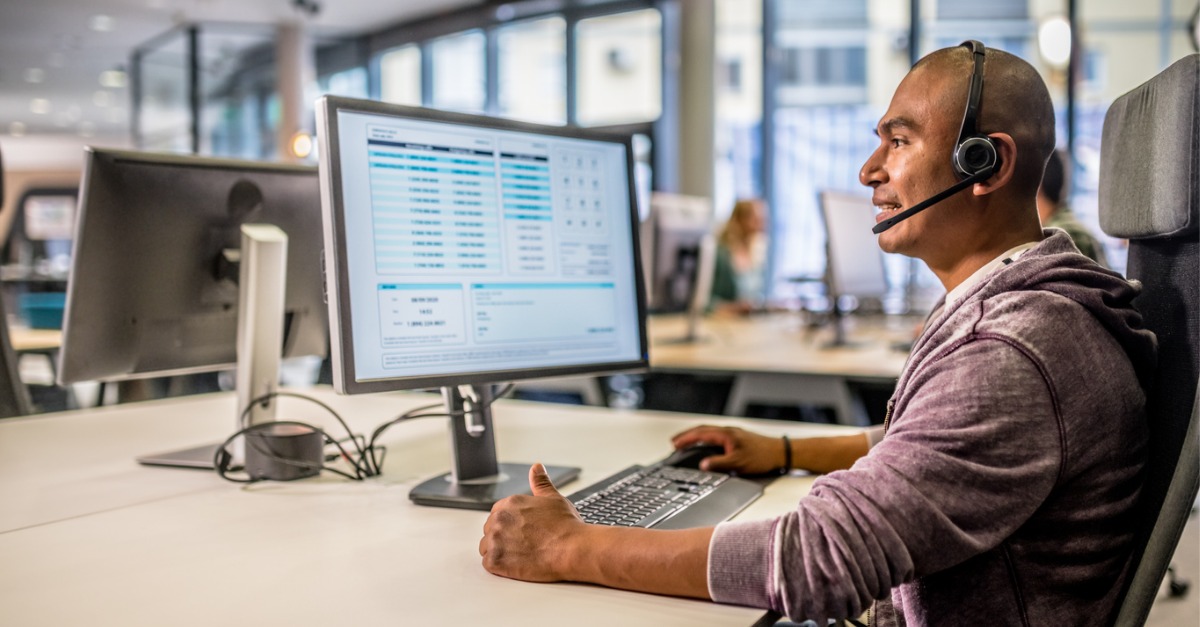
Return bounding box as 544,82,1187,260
710,198,767,314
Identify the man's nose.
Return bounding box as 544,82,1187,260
859,146,886,188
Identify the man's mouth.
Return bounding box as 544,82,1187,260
873,201,904,223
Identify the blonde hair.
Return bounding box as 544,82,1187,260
719,198,765,250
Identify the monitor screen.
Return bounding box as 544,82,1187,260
820,190,889,302
58,148,328,384
318,97,648,395
23,194,76,241
642,192,713,313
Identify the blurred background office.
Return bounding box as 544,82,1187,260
3,0,1196,311
0,0,1196,411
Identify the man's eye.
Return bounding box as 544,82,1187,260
890,138,905,148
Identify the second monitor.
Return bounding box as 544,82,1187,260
58,148,329,468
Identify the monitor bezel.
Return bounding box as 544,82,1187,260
316,95,650,395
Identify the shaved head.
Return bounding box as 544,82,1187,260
912,44,1056,199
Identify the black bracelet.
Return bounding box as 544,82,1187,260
779,435,792,475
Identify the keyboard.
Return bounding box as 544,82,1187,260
566,463,764,530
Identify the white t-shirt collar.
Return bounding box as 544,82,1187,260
944,241,1039,307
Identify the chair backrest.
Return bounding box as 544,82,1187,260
1098,53,1199,626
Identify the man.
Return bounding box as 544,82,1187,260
1037,148,1110,266
479,43,1155,627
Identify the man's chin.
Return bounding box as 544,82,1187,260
876,231,908,256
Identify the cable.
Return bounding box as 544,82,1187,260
213,420,361,483
214,384,516,483
363,383,515,475
217,392,371,483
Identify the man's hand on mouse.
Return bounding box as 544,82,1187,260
670,426,787,474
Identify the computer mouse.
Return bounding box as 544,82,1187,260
663,443,726,469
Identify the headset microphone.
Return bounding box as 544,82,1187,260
871,166,993,234
871,40,999,235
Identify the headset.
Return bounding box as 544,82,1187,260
872,40,1001,234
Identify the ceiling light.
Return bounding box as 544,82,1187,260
9,122,27,137
79,121,96,138
54,114,70,128
90,15,115,32
30,98,51,115
99,70,126,89
290,131,314,159
25,68,45,83
1038,17,1072,69
107,108,125,124
93,91,111,107
47,53,65,69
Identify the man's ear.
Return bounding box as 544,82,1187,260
973,132,1017,196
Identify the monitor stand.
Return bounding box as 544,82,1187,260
136,224,288,470
821,298,868,350
409,384,580,510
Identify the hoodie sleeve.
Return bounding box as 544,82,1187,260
707,335,1061,622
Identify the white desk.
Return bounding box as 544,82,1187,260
0,388,856,626
649,313,914,424
8,326,62,353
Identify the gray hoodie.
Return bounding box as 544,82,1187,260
707,230,1157,626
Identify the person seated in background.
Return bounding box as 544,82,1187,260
1037,148,1109,267
710,198,768,314
479,41,1155,627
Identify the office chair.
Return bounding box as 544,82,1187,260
0,144,34,418
1098,53,1199,626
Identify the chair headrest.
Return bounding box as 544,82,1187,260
1099,54,1199,239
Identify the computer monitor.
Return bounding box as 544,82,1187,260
641,192,713,313
819,189,890,345
59,148,328,467
316,96,648,509
3,188,77,278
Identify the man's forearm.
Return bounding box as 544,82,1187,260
567,526,715,599
792,433,871,474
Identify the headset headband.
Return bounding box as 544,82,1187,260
957,40,987,146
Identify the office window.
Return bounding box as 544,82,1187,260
767,0,899,301
319,67,368,99
379,44,421,106
497,17,566,124
714,0,763,220
1069,0,1195,274
430,30,485,113
774,0,868,107
138,37,192,153
576,9,663,127
777,0,867,26
936,0,1027,21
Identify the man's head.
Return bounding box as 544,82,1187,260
859,42,1055,285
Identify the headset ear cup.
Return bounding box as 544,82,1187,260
953,136,998,178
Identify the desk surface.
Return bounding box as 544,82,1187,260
0,388,855,627
649,313,914,380
8,325,62,352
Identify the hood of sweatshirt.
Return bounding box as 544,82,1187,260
928,229,1158,390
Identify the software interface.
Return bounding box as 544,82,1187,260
333,111,643,384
